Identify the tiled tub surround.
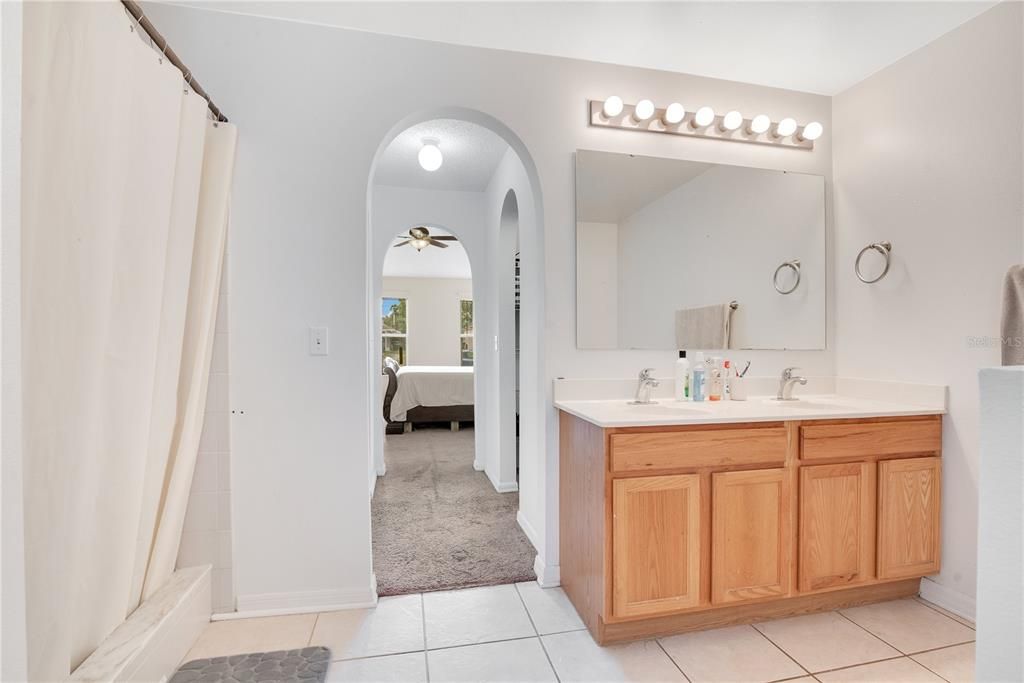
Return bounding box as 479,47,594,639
181,582,975,682
178,264,233,612
554,375,947,645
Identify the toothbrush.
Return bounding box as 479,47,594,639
737,361,751,378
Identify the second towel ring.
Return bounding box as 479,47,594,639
773,259,801,295
855,241,893,283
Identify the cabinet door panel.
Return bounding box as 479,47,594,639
711,468,791,604
613,474,701,618
799,463,875,592
878,457,941,579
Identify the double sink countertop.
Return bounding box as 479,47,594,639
553,376,947,428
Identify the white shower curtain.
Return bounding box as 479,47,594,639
21,2,237,679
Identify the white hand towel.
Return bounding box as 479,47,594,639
675,303,733,350
1002,265,1024,366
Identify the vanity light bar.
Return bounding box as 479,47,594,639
589,98,823,149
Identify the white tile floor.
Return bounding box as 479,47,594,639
184,587,976,683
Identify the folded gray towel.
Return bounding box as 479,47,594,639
1002,265,1024,366
675,303,733,350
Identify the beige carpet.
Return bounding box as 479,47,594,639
372,426,536,596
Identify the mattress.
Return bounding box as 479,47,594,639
389,365,474,422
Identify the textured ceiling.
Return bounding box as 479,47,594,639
374,119,510,192
164,1,996,95
382,226,473,279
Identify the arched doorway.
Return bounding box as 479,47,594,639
366,113,546,594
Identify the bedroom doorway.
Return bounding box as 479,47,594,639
366,112,545,596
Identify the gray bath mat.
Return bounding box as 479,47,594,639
170,647,331,682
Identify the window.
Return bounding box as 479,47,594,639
382,297,407,365
460,299,474,367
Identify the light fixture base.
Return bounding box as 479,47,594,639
588,100,814,149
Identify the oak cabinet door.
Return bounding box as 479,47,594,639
612,474,702,618
878,457,941,579
799,462,876,591
711,468,791,604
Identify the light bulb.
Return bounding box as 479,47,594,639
411,238,430,251
721,110,743,131
602,95,624,118
748,114,771,135
799,121,824,141
663,102,685,125
775,117,798,138
633,99,655,121
693,106,715,128
418,140,443,171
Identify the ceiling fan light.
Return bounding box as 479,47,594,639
410,238,430,251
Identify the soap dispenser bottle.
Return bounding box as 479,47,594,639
674,351,691,401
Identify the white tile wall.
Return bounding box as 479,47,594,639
178,256,234,612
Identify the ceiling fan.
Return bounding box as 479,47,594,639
393,226,458,251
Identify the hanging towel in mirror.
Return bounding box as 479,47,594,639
676,304,732,350
1002,264,1024,366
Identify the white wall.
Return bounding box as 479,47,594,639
382,276,472,367
1,0,28,677
833,1,1023,617
616,165,826,350
976,367,1024,682
576,222,619,349
145,1,834,609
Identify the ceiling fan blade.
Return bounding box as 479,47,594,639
432,235,458,241
428,238,449,249
393,240,411,247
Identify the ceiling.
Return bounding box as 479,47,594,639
374,119,510,192
382,227,473,279
577,151,712,224
168,1,996,95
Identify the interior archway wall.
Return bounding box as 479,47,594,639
366,109,550,582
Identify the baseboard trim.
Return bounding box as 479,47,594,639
495,481,519,493
918,577,976,621
533,554,561,588
225,585,377,620
473,460,485,471
516,510,539,548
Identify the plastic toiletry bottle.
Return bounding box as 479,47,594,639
691,352,706,402
674,351,691,401
708,356,723,401
723,359,733,400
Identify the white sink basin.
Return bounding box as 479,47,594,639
761,398,849,410
623,402,710,417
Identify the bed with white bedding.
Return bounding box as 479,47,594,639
382,359,475,430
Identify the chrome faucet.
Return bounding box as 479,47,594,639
776,367,808,401
631,368,660,404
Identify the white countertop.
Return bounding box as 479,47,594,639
554,393,945,428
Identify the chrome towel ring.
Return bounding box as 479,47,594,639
773,259,801,295
855,241,893,284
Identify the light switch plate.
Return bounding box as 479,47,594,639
309,326,328,355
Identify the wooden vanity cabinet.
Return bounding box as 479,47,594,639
559,411,942,644
612,474,702,617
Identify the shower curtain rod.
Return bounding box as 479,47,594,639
121,0,229,122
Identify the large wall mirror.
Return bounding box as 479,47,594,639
575,150,826,350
